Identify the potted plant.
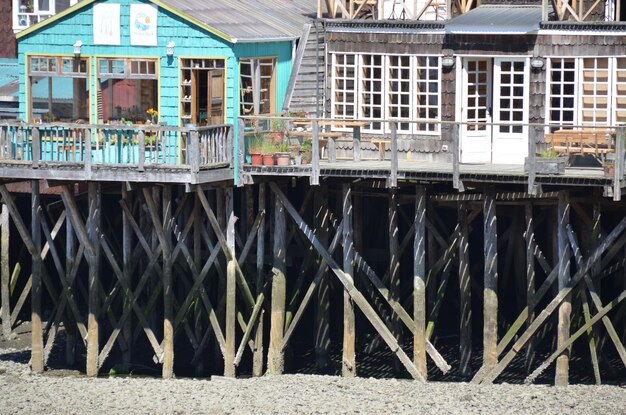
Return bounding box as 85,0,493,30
248,135,264,166
603,159,615,177
524,148,565,175
261,141,276,166
300,138,312,164
268,118,287,143
274,141,291,166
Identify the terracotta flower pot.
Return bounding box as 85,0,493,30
250,152,263,166
275,152,290,166
262,154,275,166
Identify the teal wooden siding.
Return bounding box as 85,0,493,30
17,0,295,181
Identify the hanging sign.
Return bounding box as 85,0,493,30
93,3,121,45
130,4,158,46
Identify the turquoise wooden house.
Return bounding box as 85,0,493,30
15,0,316,169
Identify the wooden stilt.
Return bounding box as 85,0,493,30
524,202,536,374
122,186,132,366
314,185,330,371
342,183,356,377
388,188,400,373
224,187,236,377
65,209,76,366
253,183,266,377
193,191,205,375
483,187,498,371
31,182,44,373
413,186,427,379
162,185,174,379
268,185,286,374
458,201,471,377
86,182,100,377
1,203,10,339
555,191,571,386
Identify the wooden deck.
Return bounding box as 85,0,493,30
244,160,611,186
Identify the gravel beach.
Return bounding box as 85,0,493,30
1,341,625,415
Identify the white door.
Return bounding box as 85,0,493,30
492,58,529,164
460,58,530,164
460,59,492,163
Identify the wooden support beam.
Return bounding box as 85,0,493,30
524,202,536,374
31,181,44,373
162,185,174,379
122,186,132,366
1,203,10,338
555,191,571,386
413,186,427,379
224,187,236,377
269,182,424,381
458,201,472,377
478,215,626,384
253,183,266,377
342,183,356,377
268,185,287,375
314,185,331,371
86,182,100,377
388,187,400,373
483,187,498,371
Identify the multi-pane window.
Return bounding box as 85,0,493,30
333,54,357,120
239,58,276,115
28,56,89,122
415,56,439,132
548,57,626,128
331,53,441,134
497,60,525,134
548,58,576,128
97,58,158,123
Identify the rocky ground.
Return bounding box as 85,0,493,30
0,324,625,414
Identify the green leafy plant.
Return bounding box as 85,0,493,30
275,141,290,153
539,148,559,158
300,138,312,153
248,134,264,153
261,141,276,155
270,118,287,132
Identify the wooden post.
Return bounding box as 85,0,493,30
388,187,400,372
1,203,10,339
31,182,44,373
413,185,427,379
311,120,320,186
555,191,571,386
613,126,624,201
224,187,236,377
86,182,100,377
237,119,245,185
193,191,204,375
458,201,472,377
268,184,286,374
253,183,266,377
342,183,356,377
314,185,330,371
528,126,537,195
122,186,132,366
452,123,463,191
31,127,40,168
524,202,536,373
483,187,498,370
390,122,398,188
353,126,361,162
65,206,76,366
162,185,174,379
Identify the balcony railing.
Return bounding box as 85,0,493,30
0,121,233,181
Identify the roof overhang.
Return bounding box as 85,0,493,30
446,5,542,35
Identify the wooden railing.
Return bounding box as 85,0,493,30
0,121,233,176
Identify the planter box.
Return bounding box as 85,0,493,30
524,156,566,175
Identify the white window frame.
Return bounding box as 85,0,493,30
330,52,441,136
13,0,56,32
547,56,626,128
331,53,358,122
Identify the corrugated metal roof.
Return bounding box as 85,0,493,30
161,0,317,42
446,5,542,35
